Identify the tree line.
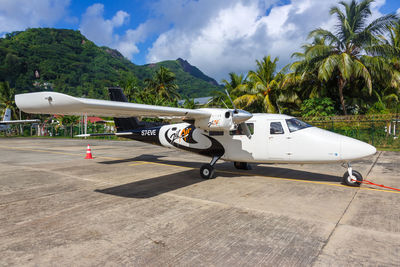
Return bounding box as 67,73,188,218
215,0,399,117
119,0,400,117
1,0,399,120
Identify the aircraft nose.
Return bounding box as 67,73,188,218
340,136,377,160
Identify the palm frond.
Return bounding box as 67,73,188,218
352,59,372,94
338,52,353,80
318,55,339,81
365,14,398,36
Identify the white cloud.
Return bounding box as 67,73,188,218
146,0,391,81
369,0,386,22
79,4,129,46
79,4,143,60
397,8,400,15
147,0,338,81
0,0,70,35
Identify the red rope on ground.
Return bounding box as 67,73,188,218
353,178,400,192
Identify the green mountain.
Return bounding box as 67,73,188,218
0,28,221,99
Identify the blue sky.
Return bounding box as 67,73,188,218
1,0,399,81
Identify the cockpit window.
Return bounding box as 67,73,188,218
270,122,284,134
285,118,312,133
229,122,254,135
230,123,254,135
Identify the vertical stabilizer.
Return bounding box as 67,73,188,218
2,108,11,121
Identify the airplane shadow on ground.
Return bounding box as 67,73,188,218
96,154,342,199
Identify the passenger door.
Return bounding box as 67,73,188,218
267,121,290,160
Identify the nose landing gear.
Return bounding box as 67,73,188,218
342,163,363,186
200,156,220,179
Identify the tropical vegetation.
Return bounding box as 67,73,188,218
1,0,399,121
0,28,220,102
218,0,399,117
0,81,17,119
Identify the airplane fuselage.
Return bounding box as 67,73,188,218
121,113,376,164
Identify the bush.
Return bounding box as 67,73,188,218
301,97,336,118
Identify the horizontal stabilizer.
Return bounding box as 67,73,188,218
75,132,133,138
0,119,40,125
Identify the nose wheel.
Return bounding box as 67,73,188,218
342,163,363,186
200,156,220,179
200,164,215,179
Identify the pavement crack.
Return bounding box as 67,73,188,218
311,152,382,266
0,188,81,206
366,151,382,177
312,188,360,266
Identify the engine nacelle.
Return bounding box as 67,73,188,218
194,109,234,131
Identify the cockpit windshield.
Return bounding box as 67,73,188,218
285,118,312,133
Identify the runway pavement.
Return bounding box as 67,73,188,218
0,138,399,266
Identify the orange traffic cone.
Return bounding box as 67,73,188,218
85,144,93,159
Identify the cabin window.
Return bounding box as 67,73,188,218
270,122,284,134
285,118,312,133
230,123,254,135
209,131,224,136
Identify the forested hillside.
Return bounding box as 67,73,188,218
0,28,221,99
132,58,220,97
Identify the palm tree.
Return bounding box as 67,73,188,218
0,81,17,119
233,56,282,113
119,74,139,102
305,0,398,114
287,37,333,98
369,22,400,60
374,22,400,88
209,72,247,108
221,72,246,96
145,66,180,101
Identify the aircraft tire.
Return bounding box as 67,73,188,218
234,162,252,170
200,164,215,179
342,170,363,187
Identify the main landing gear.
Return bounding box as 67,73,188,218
342,162,363,187
234,162,252,170
200,156,220,179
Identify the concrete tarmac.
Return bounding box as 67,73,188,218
0,138,399,266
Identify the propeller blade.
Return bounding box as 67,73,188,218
240,122,252,139
225,89,237,111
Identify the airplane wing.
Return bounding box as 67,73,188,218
0,119,40,125
15,91,212,120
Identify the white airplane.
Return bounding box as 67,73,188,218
0,108,40,131
15,88,376,186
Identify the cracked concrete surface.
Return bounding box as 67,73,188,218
0,138,399,266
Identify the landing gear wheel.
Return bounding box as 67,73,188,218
342,170,363,187
234,162,252,170
200,164,215,179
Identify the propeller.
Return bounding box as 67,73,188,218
224,89,252,138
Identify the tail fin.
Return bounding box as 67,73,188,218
108,87,143,131
2,108,11,121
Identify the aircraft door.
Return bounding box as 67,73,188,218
267,121,290,160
